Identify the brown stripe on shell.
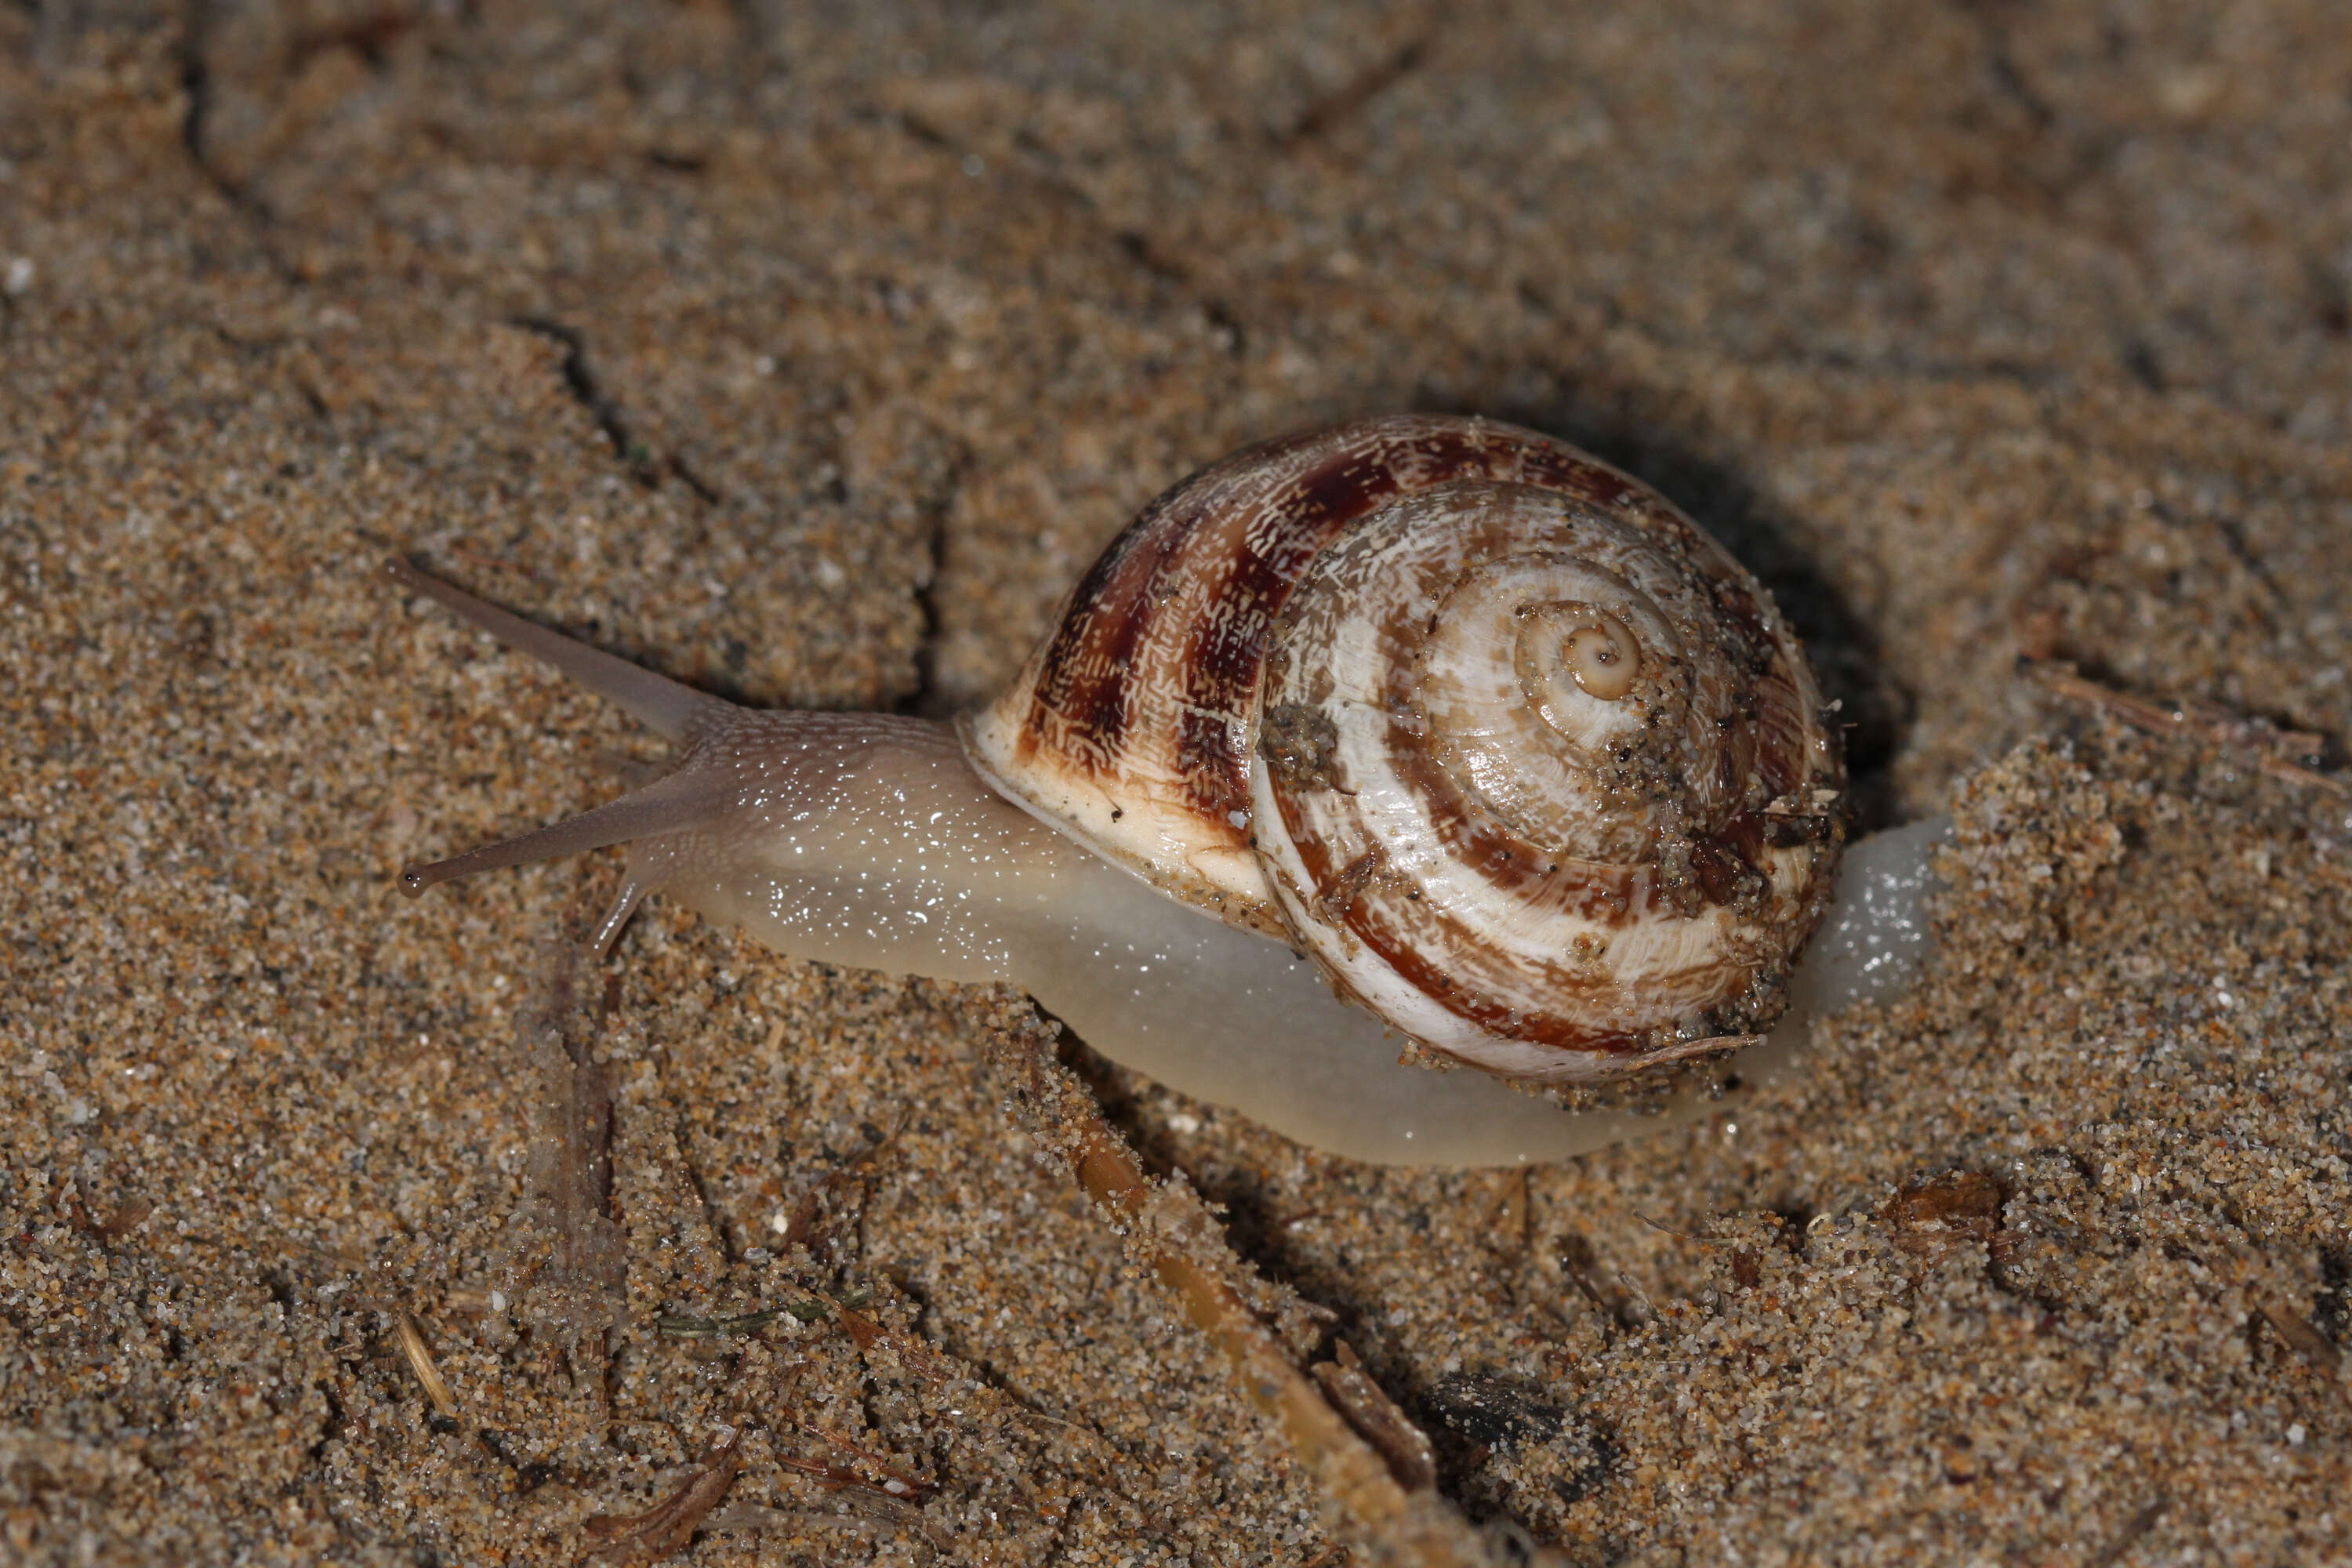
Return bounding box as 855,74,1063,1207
1266,750,1671,1056
1008,423,1327,783
1746,661,1823,803
1380,733,1652,925
1700,559,1832,811
1364,923,1759,1055
1014,528,1171,773
1011,416,1656,828
1245,460,1842,1069
1262,771,1759,1056
1288,612,1753,1054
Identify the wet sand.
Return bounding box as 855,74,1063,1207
4,5,2350,1563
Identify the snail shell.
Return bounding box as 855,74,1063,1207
964,415,1843,1082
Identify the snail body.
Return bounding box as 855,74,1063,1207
394,416,1932,1167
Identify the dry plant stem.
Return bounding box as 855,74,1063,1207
985,1012,1547,1567
2189,1243,2349,1403
583,1425,746,1563
1314,1342,1439,1490
394,1312,459,1420
2024,659,2350,799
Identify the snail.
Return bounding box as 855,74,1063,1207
391,414,1944,1167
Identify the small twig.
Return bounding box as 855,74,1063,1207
1311,1342,1436,1491
394,1312,459,1420
771,1450,945,1540
797,1418,935,1498
584,1424,746,1563
2024,659,2349,799
773,1453,867,1486
1612,1271,1658,1325
2254,1298,2346,1389
1284,34,1431,147
656,1308,791,1339
1007,1402,1102,1439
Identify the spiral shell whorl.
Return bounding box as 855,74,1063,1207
1251,481,1839,1079
962,414,1842,1080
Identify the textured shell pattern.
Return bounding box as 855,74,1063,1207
960,415,1844,1081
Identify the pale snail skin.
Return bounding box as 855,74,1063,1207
393,415,1945,1167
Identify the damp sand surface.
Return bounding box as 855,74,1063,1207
4,7,2352,1564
